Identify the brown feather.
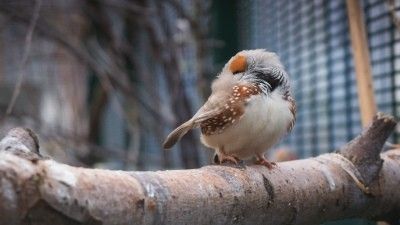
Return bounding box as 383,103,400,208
200,84,261,135
163,120,194,149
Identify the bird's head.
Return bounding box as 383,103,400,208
214,49,290,95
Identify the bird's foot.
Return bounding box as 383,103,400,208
214,153,240,165
255,159,276,169
255,154,276,170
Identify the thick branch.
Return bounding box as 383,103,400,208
0,127,41,161
0,114,399,225
339,112,397,185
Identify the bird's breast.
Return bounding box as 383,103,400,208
201,90,294,157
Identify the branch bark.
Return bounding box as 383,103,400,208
0,114,399,225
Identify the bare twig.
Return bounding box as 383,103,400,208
5,0,42,115
0,5,164,122
164,0,199,33
99,0,154,15
0,0,211,169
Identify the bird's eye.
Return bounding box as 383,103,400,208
266,75,280,91
254,70,283,92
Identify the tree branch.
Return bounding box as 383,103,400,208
5,0,42,115
0,113,399,225
0,5,165,123
339,112,397,186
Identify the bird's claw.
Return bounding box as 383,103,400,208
256,158,276,170
215,153,240,165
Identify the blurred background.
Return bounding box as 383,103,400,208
0,0,399,174
0,0,398,224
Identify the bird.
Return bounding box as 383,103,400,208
163,49,296,169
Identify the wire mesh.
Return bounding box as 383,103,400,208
237,0,400,158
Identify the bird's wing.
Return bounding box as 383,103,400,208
163,84,261,148
191,93,229,123
162,93,228,149
196,84,262,135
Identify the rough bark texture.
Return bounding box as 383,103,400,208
339,113,396,186
0,114,399,225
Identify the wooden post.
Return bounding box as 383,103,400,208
347,3,389,225
346,0,377,126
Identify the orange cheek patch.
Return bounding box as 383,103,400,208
229,55,247,74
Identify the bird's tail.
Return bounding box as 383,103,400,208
163,120,195,149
